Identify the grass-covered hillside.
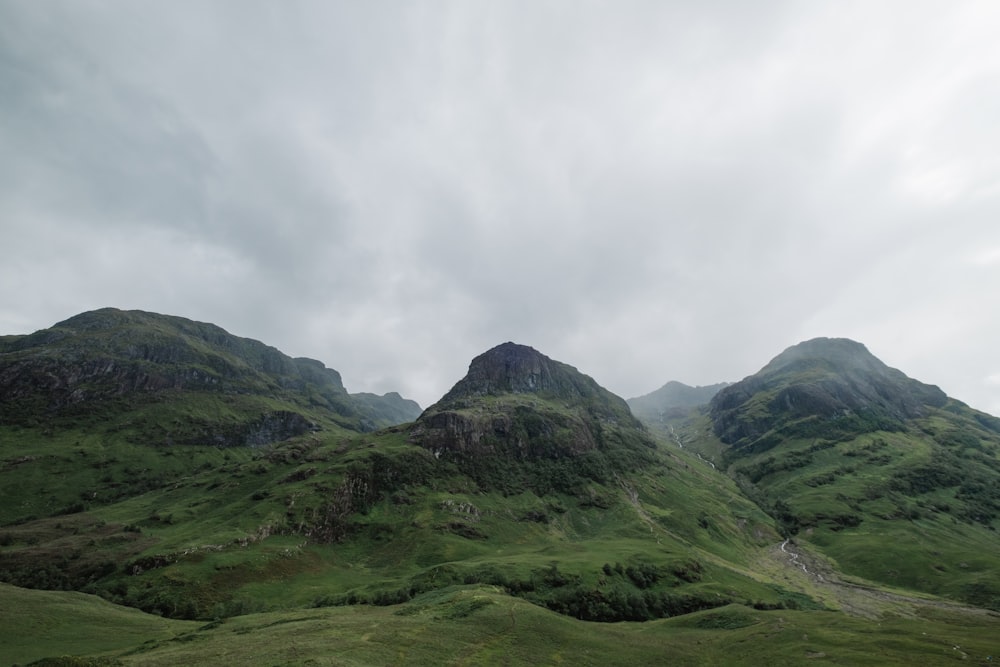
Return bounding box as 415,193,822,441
1,340,787,624
0,308,420,524
676,338,1000,611
0,308,420,440
5,583,997,666
2,319,998,665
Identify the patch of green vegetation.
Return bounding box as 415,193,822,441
7,585,998,666
0,419,798,625
0,582,196,665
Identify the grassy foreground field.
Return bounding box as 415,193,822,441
4,582,998,666
0,582,196,664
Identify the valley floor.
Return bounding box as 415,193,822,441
4,545,1000,667
762,538,995,621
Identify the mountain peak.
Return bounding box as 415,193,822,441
759,338,886,376
435,342,605,405
0,308,421,438
710,337,947,448
411,343,651,477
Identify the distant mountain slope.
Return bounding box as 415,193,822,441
350,391,421,430
628,381,729,423
686,337,1000,609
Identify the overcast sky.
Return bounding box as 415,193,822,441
3,2,1000,414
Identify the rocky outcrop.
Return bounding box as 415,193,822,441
411,405,598,460
241,411,318,447
431,342,637,423
410,343,652,470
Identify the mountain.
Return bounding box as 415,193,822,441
628,381,729,423
681,337,1000,610
710,338,949,452
0,308,420,529
350,391,422,429
410,343,657,493
0,336,784,626
2,325,1000,664
0,308,420,441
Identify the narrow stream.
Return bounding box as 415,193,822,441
781,538,824,581
667,424,716,469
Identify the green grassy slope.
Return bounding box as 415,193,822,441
0,582,196,665
697,405,1000,609
1,419,788,622
5,584,997,666
671,339,1000,611
7,328,1000,665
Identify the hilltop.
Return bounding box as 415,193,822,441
710,337,949,451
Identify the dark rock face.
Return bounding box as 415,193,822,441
411,405,599,460
433,342,635,421
710,337,947,448
441,342,563,397
241,411,318,447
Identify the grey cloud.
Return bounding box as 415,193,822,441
2,1,1000,414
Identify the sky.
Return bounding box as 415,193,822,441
3,2,1000,414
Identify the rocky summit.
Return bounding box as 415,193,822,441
410,342,654,491
432,342,634,418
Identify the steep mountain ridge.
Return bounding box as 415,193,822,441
0,308,420,438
